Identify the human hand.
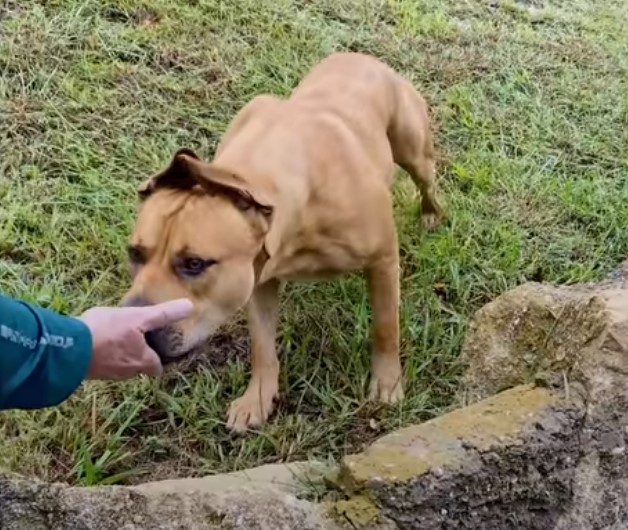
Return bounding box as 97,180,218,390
78,299,194,380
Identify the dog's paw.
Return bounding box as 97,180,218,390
420,212,441,231
368,374,404,404
226,380,278,433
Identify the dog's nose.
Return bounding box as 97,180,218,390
144,328,175,364
121,295,151,308
121,296,173,362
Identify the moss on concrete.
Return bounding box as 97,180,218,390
334,495,380,528
341,385,558,488
436,384,555,450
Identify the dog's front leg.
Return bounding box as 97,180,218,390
367,254,404,404
226,279,280,433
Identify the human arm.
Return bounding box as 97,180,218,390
0,295,193,410
0,294,92,409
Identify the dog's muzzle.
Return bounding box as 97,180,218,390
122,295,190,364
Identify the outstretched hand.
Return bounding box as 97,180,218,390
79,299,193,380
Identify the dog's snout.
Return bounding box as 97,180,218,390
144,328,187,364
121,295,151,308
122,296,171,360
145,329,169,362
121,294,189,363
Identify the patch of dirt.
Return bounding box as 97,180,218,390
172,327,251,375
156,50,187,73
604,259,628,283
345,408,391,454
422,44,491,87
101,6,160,27
0,0,19,20
111,47,232,101
0,246,36,265
112,43,157,67
515,0,545,7
488,0,545,11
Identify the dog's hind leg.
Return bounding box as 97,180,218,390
388,80,445,231
402,151,443,231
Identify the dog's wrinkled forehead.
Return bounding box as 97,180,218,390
133,189,188,246
132,189,258,259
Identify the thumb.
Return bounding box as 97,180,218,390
138,299,194,331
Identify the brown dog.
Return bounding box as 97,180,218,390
123,52,444,432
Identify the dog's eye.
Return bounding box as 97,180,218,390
179,257,216,277
184,258,205,272
128,246,146,265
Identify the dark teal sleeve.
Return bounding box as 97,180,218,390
0,294,93,410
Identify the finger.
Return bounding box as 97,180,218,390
138,299,194,331
140,346,164,377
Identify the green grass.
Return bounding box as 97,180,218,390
1,0,627,486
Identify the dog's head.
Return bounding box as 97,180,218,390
122,149,273,362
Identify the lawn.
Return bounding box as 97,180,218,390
1,0,627,486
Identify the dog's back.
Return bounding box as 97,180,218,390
285,53,407,185
284,52,443,226
291,52,397,124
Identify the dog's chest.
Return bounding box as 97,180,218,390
270,234,370,281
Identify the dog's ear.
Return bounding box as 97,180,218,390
138,150,273,222
137,148,201,200
176,152,274,222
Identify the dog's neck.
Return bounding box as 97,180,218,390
210,165,300,279
212,142,313,285
253,244,271,285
